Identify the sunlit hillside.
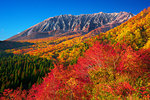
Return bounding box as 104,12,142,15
0,7,150,100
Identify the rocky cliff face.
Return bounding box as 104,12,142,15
7,12,134,40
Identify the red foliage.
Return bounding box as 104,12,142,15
117,46,150,77
138,48,150,72
0,88,27,100
27,66,64,100
1,42,150,99
114,82,135,96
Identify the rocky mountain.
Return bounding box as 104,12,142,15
7,12,134,40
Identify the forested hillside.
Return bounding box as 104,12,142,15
0,52,53,93
98,7,150,49
0,7,150,100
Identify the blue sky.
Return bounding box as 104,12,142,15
0,0,149,40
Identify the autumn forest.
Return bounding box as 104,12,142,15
0,7,150,99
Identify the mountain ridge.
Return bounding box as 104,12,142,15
7,11,134,41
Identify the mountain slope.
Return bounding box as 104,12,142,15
1,7,150,100
96,7,150,49
7,12,134,40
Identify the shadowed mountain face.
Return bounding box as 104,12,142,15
0,41,34,50
7,12,134,41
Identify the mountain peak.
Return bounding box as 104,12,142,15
97,12,104,14
7,11,134,41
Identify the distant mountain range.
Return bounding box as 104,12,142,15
7,12,134,40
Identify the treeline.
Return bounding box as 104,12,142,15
0,52,53,93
